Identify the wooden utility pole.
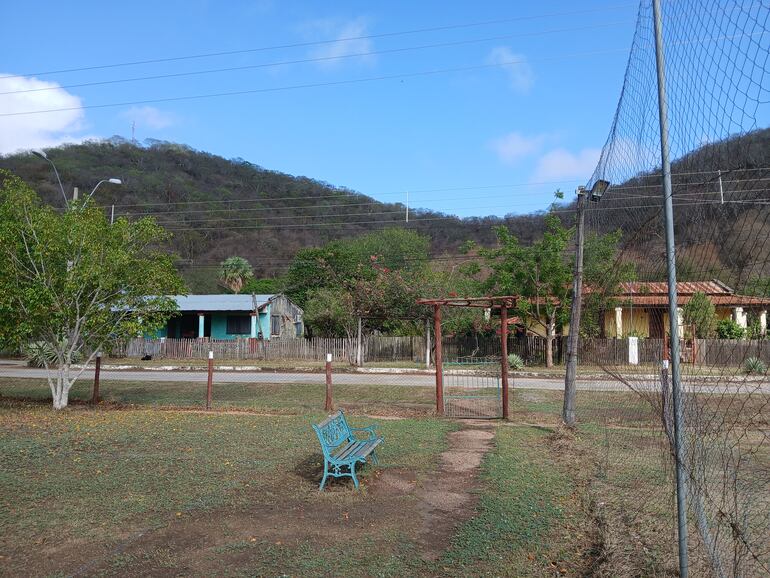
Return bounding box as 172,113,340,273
563,189,586,427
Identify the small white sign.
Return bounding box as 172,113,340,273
326,353,332,363
628,336,639,365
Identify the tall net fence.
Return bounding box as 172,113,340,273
578,0,770,575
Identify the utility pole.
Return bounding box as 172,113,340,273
652,0,689,575
563,188,586,427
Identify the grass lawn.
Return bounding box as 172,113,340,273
1,376,766,576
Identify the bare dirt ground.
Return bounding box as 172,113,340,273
63,421,495,577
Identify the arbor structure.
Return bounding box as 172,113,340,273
0,172,185,409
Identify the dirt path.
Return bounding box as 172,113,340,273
376,420,497,560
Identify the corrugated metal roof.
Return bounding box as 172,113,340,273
172,294,275,312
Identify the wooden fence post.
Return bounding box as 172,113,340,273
325,353,333,411
434,305,444,416
206,350,213,410
501,306,510,420
91,353,101,404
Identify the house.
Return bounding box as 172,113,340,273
599,280,770,338
157,294,303,340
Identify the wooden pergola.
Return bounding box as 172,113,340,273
417,296,518,420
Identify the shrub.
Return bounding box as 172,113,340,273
716,319,745,340
744,357,767,375
507,353,525,370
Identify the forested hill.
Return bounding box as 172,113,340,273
0,139,548,290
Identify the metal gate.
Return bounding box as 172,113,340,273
442,357,502,418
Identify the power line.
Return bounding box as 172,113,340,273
2,3,636,80
0,21,633,97
0,48,631,118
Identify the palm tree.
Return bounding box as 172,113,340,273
218,256,254,293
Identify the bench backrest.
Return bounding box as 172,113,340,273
313,410,352,458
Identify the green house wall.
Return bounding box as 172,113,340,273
153,306,273,340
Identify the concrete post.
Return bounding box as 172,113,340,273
198,313,206,338
760,310,767,336
615,307,623,338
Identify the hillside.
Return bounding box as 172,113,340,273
0,139,548,292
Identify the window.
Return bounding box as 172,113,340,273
271,315,280,336
226,315,251,335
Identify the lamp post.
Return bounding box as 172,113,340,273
31,150,68,206
85,178,122,204
563,179,609,427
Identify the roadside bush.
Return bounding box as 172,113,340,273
716,319,745,339
507,353,525,370
744,356,767,375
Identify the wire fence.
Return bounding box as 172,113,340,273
579,0,770,575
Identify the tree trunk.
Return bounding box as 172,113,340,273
51,365,72,409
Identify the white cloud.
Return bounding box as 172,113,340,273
303,17,374,68
532,147,602,182
0,74,90,154
486,47,533,93
489,132,547,164
121,106,176,130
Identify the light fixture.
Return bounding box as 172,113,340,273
589,179,610,202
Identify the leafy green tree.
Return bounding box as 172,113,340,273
477,215,573,367
0,171,185,409
581,230,636,337
218,256,253,294
303,287,356,338
682,292,717,338
241,276,285,295
716,318,745,340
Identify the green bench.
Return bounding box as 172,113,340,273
312,410,383,490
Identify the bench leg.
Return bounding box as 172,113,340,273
319,460,329,491
350,462,360,489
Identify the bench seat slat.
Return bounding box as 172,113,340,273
332,438,382,462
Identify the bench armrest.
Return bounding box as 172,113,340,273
350,425,379,441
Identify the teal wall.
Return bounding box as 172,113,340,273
151,307,273,340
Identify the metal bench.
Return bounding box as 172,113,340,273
312,410,383,491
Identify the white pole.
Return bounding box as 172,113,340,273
73,186,79,202
110,204,115,224
718,170,724,204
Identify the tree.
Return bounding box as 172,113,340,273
0,172,185,409
581,230,636,337
218,256,253,293
682,292,717,338
478,215,573,367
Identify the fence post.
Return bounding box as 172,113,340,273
91,352,101,404
206,350,213,410
500,305,510,420
434,304,444,416
325,353,333,411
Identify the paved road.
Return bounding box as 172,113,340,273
1,366,768,394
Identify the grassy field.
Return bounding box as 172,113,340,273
0,376,767,576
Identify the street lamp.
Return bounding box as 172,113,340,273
85,178,122,204
31,149,68,206
563,179,610,427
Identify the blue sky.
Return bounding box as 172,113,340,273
0,1,640,217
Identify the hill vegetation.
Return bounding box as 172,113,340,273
0,139,548,292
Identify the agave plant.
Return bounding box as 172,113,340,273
744,356,767,375
507,353,525,371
